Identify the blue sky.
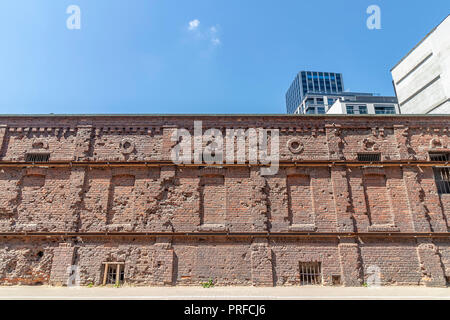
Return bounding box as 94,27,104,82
0,0,449,114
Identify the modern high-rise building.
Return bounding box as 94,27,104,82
391,15,450,114
286,71,344,114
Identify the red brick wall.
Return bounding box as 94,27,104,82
0,115,449,287
359,238,422,286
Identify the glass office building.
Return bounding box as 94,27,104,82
286,71,344,114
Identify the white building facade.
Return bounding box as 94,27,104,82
391,15,450,114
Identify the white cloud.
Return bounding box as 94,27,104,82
211,37,221,46
208,25,221,46
188,19,200,31
186,20,222,48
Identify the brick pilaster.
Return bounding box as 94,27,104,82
325,124,344,161
73,125,93,161
67,167,87,231
0,125,8,159
404,166,447,232
162,126,178,162
420,167,448,232
250,168,269,232
331,166,355,232
403,167,432,232
393,125,411,160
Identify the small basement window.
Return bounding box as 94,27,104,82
332,275,342,286
102,263,125,285
25,153,50,163
430,153,450,162
434,167,450,194
299,262,322,285
357,153,381,162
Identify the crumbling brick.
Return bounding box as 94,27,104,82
0,115,448,287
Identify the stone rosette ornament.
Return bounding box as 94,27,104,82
363,138,379,151
287,138,304,154
120,139,135,155
430,138,444,149
31,138,49,150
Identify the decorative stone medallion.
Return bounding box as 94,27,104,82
120,139,135,155
287,138,304,154
363,138,379,151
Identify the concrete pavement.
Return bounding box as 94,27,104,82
0,285,449,300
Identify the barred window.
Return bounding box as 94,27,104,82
25,153,50,162
102,263,125,285
430,153,450,162
434,167,450,194
299,262,322,285
357,153,381,162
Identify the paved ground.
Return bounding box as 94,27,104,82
0,286,449,300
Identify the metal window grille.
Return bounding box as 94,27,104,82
103,263,125,285
430,153,449,162
25,153,50,162
357,153,381,162
434,167,450,194
299,262,322,285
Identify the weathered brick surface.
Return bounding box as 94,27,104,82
49,243,75,286
271,238,340,286
331,167,355,232
338,238,363,286
416,239,446,287
0,115,449,286
359,238,422,286
173,237,253,286
0,238,56,285
250,238,274,286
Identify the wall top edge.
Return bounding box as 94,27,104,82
0,113,449,118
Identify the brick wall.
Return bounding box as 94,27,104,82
0,115,449,286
